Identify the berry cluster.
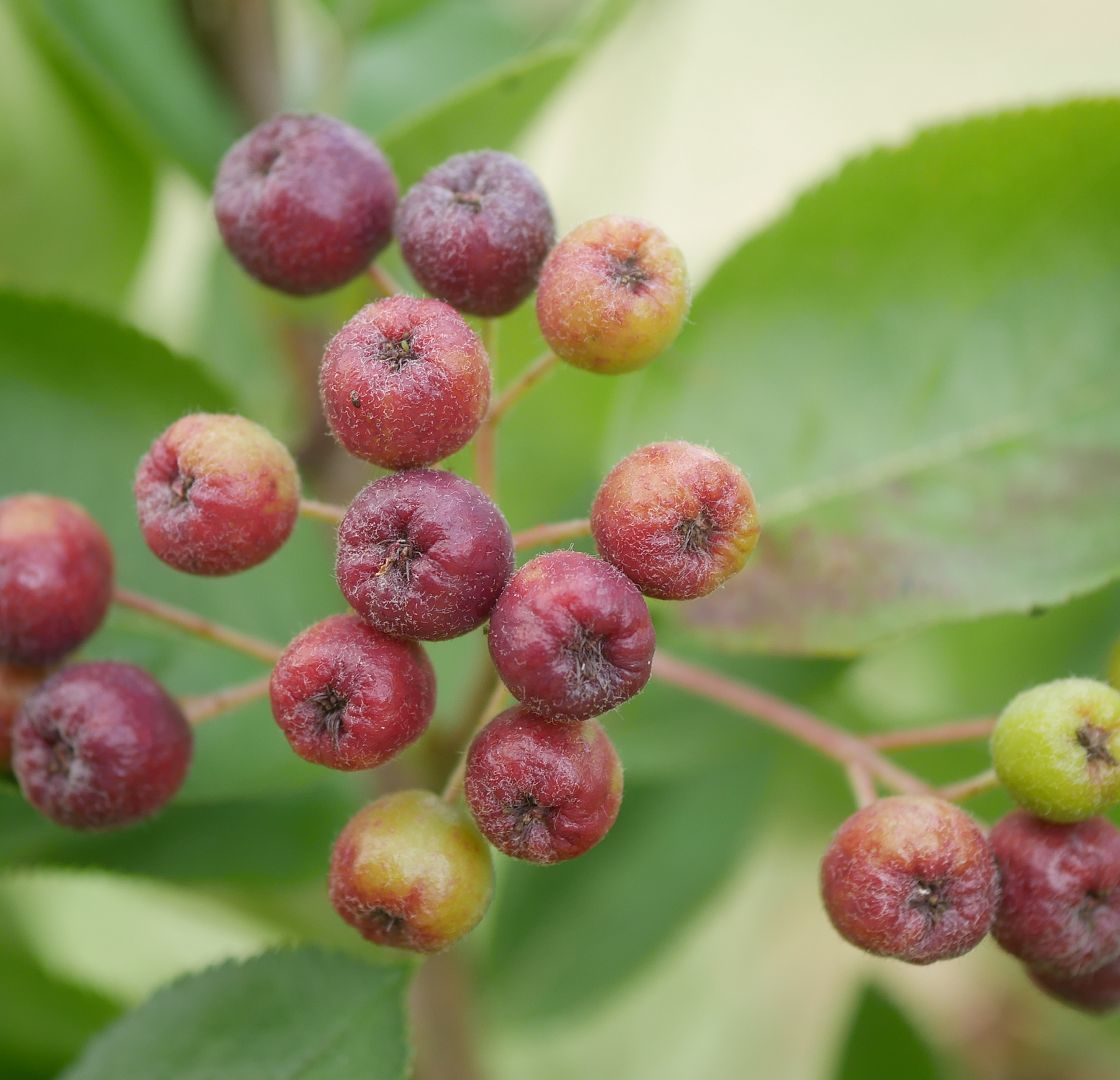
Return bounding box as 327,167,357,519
821,677,1120,1014
1,114,760,958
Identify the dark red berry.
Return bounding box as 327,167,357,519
0,495,114,665
819,796,1000,965
135,413,300,576
336,470,513,641
395,150,555,316
591,441,760,600
0,661,46,771
12,661,192,830
269,614,435,771
1029,955,1120,1014
329,789,493,953
989,810,1120,976
464,705,622,863
320,296,491,469
214,113,397,295
487,550,655,721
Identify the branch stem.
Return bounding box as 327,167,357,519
181,676,272,724
113,588,284,666
866,717,996,751
512,518,592,551
845,763,877,808
300,499,346,525
650,651,931,795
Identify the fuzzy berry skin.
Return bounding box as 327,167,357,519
0,495,114,665
336,470,513,641
1030,955,1120,1014
269,614,435,771
591,441,759,600
536,215,689,374
991,678,1120,823
135,413,300,576
487,551,655,721
12,662,192,830
989,810,1120,976
214,113,397,296
465,706,622,863
319,297,491,469
329,789,493,954
0,662,46,770
395,150,555,317
820,796,1000,965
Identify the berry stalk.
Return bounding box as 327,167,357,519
442,678,510,804
867,716,996,750
181,675,272,724
367,263,405,298
299,498,346,525
488,350,559,424
512,517,592,551
939,767,1001,803
650,650,932,795
113,588,284,665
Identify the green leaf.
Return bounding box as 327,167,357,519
24,0,241,185
835,985,942,1080
484,743,771,1021
607,100,1120,655
0,6,154,309
64,948,412,1080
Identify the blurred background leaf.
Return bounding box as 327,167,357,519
834,985,944,1080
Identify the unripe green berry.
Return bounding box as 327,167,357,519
991,678,1120,823
1108,639,1120,692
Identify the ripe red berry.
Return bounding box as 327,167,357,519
214,113,397,295
487,550,655,721
464,705,622,863
329,789,493,953
819,796,1000,965
336,469,513,641
269,614,435,771
989,810,1120,976
395,150,555,316
1029,955,1120,1014
319,296,491,469
591,441,760,600
0,661,46,770
0,494,114,665
12,661,192,829
536,215,689,374
135,413,300,576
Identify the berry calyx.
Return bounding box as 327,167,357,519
269,614,435,771
213,113,398,295
319,296,491,469
134,413,300,576
336,469,513,641
464,705,623,863
12,661,192,829
0,661,46,771
329,789,493,953
487,550,656,721
396,150,555,316
0,494,114,665
591,441,760,600
989,810,1120,976
819,796,1000,965
535,215,690,374
991,678,1120,822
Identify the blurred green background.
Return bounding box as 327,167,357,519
2,1,1120,1077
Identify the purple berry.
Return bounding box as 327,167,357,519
1029,955,1120,1014
0,495,114,665
12,661,192,829
336,470,514,641
395,150,555,316
214,113,398,295
487,550,656,721
319,297,491,469
269,614,435,771
989,810,1120,976
0,661,46,771
464,705,623,863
